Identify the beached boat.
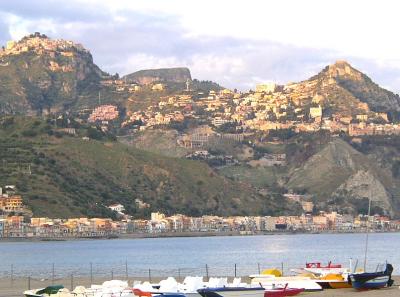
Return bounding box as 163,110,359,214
349,198,394,290
25,281,135,297
24,285,65,297
133,276,204,297
264,285,304,297
198,286,265,297
133,276,260,297
318,273,352,289
291,261,348,276
349,263,394,290
250,275,322,292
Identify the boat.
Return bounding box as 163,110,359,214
250,275,322,292
349,263,394,290
198,286,265,297
24,285,65,297
25,281,135,297
349,197,394,290
318,273,352,289
133,276,258,297
291,261,348,276
133,276,205,297
264,284,304,297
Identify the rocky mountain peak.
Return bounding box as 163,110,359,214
326,60,362,80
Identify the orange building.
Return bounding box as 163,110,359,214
0,195,24,212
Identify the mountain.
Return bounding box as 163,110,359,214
285,60,400,117
0,116,296,218
123,67,192,85
287,138,399,215
0,32,110,115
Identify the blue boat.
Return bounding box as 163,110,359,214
198,287,265,297
349,263,394,290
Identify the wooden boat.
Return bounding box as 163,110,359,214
349,198,394,290
349,263,394,290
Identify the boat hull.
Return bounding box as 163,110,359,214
253,277,322,292
198,287,265,297
350,275,389,290
328,281,352,289
264,288,304,297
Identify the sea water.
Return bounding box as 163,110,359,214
0,233,399,277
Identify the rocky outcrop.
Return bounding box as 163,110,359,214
123,67,192,85
335,170,393,214
287,138,397,214
0,33,107,114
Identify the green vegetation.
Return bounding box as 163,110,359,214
0,117,295,218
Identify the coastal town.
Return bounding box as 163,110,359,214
1,210,400,239
2,1,400,295
1,190,400,239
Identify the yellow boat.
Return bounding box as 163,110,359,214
320,273,352,289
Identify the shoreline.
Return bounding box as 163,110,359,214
0,229,399,242
1,276,399,297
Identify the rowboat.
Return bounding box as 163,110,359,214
264,284,304,297
349,263,394,290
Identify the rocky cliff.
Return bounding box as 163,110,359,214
123,67,192,85
0,33,107,115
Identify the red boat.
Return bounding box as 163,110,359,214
305,261,341,269
264,285,304,297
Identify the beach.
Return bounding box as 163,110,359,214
1,276,399,297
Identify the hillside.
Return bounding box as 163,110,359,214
0,116,297,218
123,67,192,85
287,138,399,215
286,60,400,118
0,33,111,115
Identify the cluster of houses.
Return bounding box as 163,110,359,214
1,210,400,238
115,81,400,138
88,105,119,123
0,32,87,61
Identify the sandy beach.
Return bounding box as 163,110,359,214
1,276,399,297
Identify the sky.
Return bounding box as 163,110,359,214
1,0,400,92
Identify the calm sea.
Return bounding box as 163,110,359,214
0,233,399,278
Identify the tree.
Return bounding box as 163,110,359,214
86,127,104,140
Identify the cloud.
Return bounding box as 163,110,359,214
0,0,400,93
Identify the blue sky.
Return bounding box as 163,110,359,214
1,0,400,92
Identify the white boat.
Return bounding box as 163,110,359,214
133,276,203,297
133,276,253,297
250,275,322,292
24,280,135,297
290,262,349,276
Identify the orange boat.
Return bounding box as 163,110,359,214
320,274,352,289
